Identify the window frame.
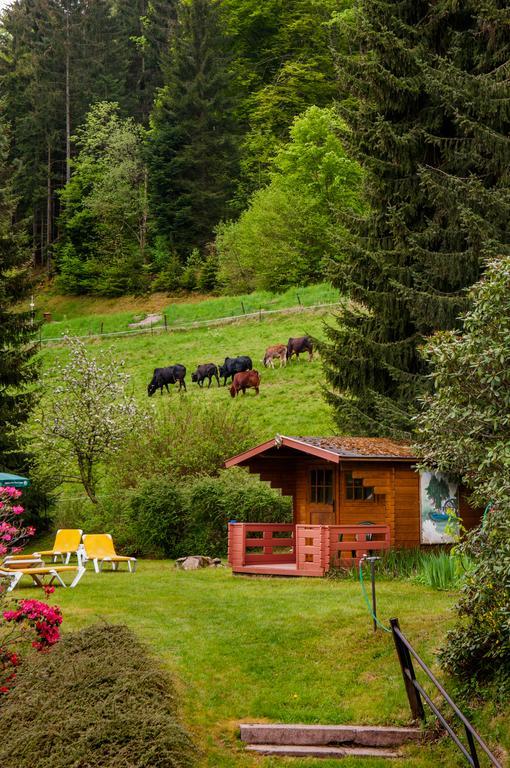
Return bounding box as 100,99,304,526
309,466,334,505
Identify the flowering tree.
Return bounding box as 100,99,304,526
0,487,62,693
37,337,142,504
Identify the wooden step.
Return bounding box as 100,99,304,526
240,723,422,748
246,744,400,759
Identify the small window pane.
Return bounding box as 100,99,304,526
346,472,374,501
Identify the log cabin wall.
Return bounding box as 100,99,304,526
337,462,394,542
239,451,481,548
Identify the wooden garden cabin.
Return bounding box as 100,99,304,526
225,435,480,577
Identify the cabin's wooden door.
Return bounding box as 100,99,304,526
308,467,336,525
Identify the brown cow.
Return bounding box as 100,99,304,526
230,370,261,398
287,336,313,362
263,344,287,368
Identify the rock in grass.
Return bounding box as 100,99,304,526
0,624,197,768
175,556,222,570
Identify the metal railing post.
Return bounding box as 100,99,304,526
390,618,426,722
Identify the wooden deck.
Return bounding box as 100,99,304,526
228,522,390,577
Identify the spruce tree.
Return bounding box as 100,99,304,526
0,115,38,471
321,0,510,438
148,0,239,258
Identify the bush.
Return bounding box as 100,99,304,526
182,468,292,556
438,506,510,695
0,624,196,768
129,480,186,557
110,399,255,488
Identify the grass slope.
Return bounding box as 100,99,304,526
36,283,339,339
39,308,336,438
11,565,508,768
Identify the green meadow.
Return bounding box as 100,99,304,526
39,307,337,439
11,562,508,768
36,282,340,340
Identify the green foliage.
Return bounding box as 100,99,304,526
148,0,239,259
439,507,510,694
414,551,463,591
223,0,344,204
417,257,510,690
217,107,363,293
129,480,187,557
0,623,197,768
321,0,510,438
182,468,292,556
57,103,149,296
109,398,255,490
0,111,39,474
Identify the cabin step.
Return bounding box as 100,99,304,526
240,723,422,748
245,744,400,759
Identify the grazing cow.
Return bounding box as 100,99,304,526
287,336,313,362
230,370,260,398
263,344,287,368
147,365,186,396
218,356,252,386
191,363,220,388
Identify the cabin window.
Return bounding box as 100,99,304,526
345,472,375,501
310,468,333,504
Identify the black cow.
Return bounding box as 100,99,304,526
218,356,252,386
147,365,186,396
287,336,313,362
191,363,220,388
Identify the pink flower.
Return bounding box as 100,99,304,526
11,506,24,516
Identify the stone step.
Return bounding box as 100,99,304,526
246,744,400,759
240,723,422,748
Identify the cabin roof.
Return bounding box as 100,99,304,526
224,435,417,468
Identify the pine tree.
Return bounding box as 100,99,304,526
0,115,38,471
148,0,239,258
321,0,510,438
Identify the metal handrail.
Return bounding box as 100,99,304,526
390,618,502,768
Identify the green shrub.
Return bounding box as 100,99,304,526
129,480,187,557
110,399,255,489
439,507,510,694
0,623,196,768
182,468,292,556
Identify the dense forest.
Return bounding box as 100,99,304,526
0,0,354,296
1,0,508,439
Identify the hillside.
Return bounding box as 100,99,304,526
38,303,337,439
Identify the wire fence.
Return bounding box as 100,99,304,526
38,300,343,346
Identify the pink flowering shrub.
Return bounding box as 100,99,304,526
0,487,35,560
0,488,63,694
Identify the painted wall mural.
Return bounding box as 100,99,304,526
420,471,459,544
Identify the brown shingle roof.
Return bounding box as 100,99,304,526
291,436,416,459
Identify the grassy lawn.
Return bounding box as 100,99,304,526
11,561,491,768
35,283,339,339
38,309,336,438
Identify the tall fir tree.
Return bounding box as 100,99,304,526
148,0,239,258
321,0,510,438
0,114,39,471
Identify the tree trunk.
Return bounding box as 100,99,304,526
46,141,52,273
65,8,71,184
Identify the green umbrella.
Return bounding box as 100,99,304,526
0,472,31,488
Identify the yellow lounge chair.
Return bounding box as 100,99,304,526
33,529,84,566
0,556,86,591
82,534,137,573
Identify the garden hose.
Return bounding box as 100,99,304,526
358,559,391,634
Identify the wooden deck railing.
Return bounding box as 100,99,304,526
228,523,296,568
228,523,390,575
